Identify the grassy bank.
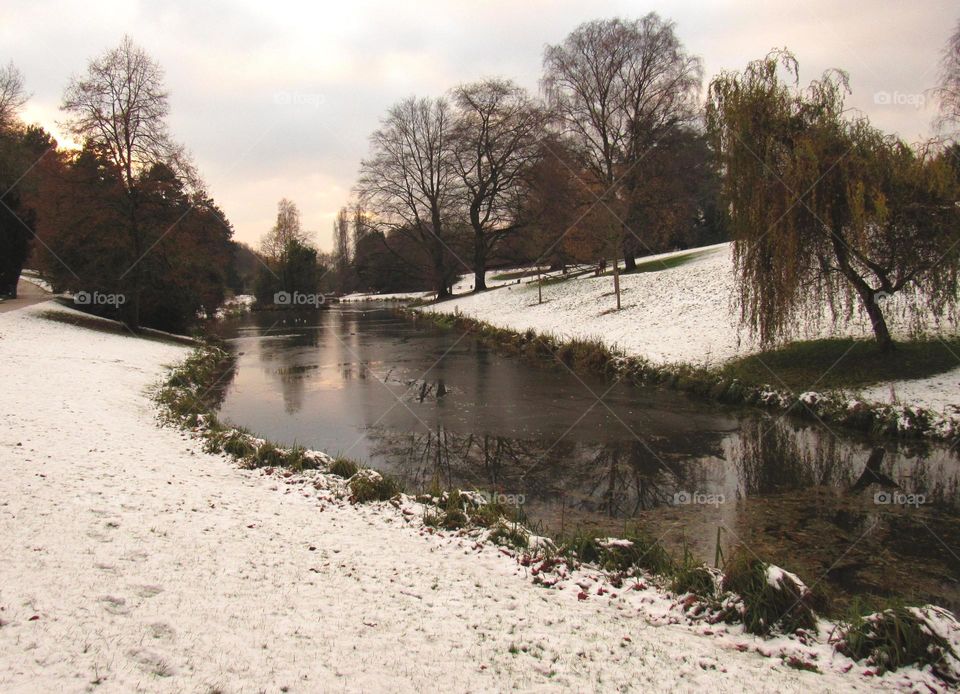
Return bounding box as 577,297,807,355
722,337,960,392
412,310,960,443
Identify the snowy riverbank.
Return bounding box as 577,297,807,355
416,244,960,421
0,300,874,692
4,302,957,690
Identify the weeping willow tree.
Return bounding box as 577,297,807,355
707,51,960,352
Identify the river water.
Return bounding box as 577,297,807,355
214,304,960,613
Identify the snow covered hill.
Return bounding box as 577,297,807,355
419,243,960,416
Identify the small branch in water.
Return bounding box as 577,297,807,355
848,447,899,493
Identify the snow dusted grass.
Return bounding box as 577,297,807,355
833,605,960,681
3,301,959,691
419,243,956,367
721,337,960,393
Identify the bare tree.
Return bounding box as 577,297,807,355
451,79,547,291
351,204,370,248
61,36,187,327
0,62,28,131
542,14,702,306
936,18,960,140
357,96,464,299
332,205,351,293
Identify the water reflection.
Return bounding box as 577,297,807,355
215,305,960,612
368,420,959,517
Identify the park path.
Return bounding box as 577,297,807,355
0,277,51,314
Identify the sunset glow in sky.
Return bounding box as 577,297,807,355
4,0,954,249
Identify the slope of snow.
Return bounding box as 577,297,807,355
419,243,960,415
0,302,862,692
18,269,53,293
860,371,960,416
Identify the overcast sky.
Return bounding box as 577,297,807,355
4,0,956,250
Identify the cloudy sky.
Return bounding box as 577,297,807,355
4,0,956,250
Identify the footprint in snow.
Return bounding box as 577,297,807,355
134,584,164,598
127,647,176,677
147,621,176,641
98,595,130,615
120,550,149,562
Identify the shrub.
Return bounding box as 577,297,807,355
671,562,719,598
488,523,529,550
348,469,403,503
222,430,255,459
592,535,673,576
560,533,604,564
252,441,285,468
719,552,818,636
328,458,360,478
423,509,443,527
833,604,959,680
286,446,317,472
469,502,507,528
440,508,469,530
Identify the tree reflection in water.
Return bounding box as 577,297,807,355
215,307,960,613
366,418,960,613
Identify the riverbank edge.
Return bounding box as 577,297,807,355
154,338,960,686
408,308,960,444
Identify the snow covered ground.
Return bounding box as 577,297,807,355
418,243,960,416
18,269,53,293
3,301,940,690
860,370,960,415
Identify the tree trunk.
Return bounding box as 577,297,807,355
473,232,487,292
622,229,637,271
126,194,142,330
429,207,450,300
829,229,894,353
435,269,450,299
612,255,621,310
862,291,894,352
